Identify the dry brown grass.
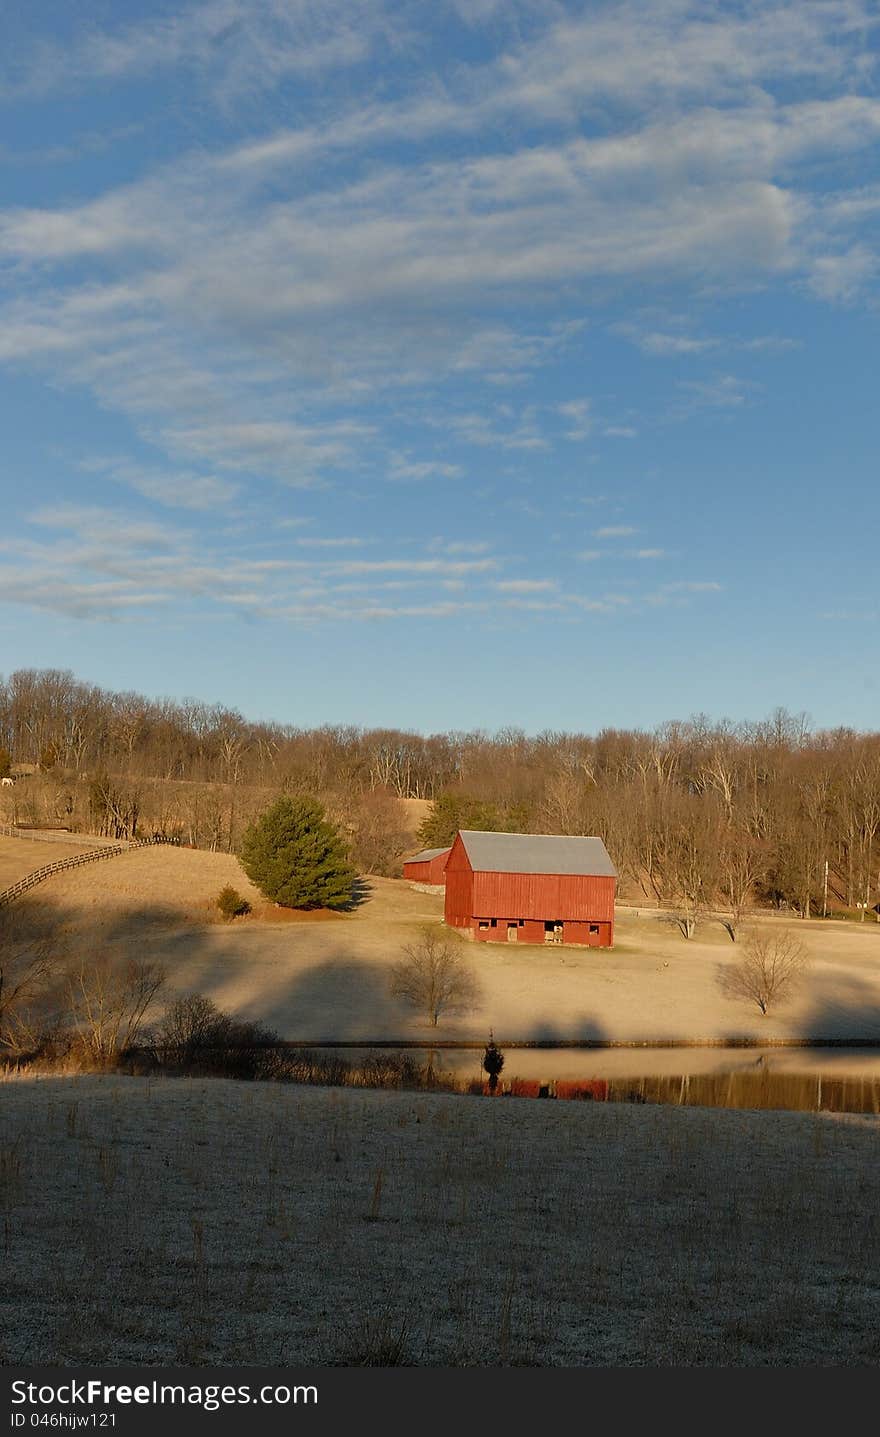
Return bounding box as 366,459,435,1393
4,837,880,1043
0,1075,878,1366
0,835,107,891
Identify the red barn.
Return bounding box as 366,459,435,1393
444,830,617,947
402,845,450,885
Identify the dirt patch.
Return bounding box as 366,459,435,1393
248,902,347,924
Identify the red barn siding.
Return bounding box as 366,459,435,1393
443,834,475,928
402,849,449,883
443,832,616,947
442,833,615,942
472,871,615,924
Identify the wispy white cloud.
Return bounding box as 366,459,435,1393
629,331,719,357
3,0,386,103
388,455,463,482
81,456,240,511
295,536,369,548
674,374,754,414
807,243,879,302
495,578,558,594
661,580,723,593
1,0,878,640
447,409,549,452
557,398,593,441
428,539,492,555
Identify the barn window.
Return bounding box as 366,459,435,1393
479,920,490,931
490,918,497,928
589,924,600,934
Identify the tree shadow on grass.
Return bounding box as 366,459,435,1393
340,876,373,912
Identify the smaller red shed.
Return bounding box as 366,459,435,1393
402,845,450,885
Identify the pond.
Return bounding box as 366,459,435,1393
305,1043,880,1113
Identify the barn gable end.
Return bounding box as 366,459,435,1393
444,829,616,948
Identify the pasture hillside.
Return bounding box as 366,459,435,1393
0,834,95,891
5,839,880,1042
0,1076,878,1366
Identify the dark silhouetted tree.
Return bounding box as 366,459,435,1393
482,1033,505,1093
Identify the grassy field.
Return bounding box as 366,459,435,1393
0,832,118,891
4,834,880,1042
0,1075,878,1367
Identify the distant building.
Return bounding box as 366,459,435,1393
444,830,617,947
402,846,450,885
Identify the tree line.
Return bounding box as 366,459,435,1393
1,669,879,917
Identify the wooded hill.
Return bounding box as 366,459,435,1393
1,668,878,918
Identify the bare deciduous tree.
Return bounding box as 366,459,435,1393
718,829,767,940
66,956,166,1064
0,905,66,1055
153,993,232,1065
720,928,810,1016
389,927,480,1027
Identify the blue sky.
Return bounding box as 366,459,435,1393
1,0,878,733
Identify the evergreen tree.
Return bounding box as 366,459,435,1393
417,793,532,848
239,796,355,910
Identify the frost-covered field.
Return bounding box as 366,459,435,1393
1,1076,879,1366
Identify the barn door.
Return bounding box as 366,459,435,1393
507,923,518,942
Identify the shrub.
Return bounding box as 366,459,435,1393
216,885,251,921
239,795,356,910
152,992,283,1078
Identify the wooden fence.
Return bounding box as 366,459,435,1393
0,836,158,909
0,823,120,847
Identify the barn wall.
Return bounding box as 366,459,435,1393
521,919,545,944
403,849,449,884
427,850,449,883
402,859,431,882
564,920,613,947
443,835,474,930
472,872,615,923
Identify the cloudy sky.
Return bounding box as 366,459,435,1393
1,0,878,732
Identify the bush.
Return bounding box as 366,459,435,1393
152,993,283,1079
216,885,251,921
239,795,356,910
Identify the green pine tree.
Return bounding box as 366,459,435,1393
417,793,532,848
239,796,356,910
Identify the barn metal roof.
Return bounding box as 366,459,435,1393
457,830,617,877
405,846,451,863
